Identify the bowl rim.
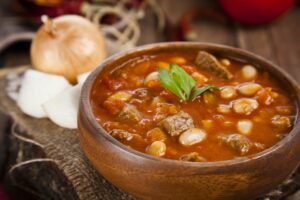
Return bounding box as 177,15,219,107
80,42,300,169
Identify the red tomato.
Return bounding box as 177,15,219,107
219,0,295,25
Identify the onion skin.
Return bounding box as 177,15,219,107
31,15,107,83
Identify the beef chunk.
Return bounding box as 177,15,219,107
110,129,133,141
195,51,233,79
218,134,252,155
118,104,141,122
159,111,194,136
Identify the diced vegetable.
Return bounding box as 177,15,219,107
159,111,194,136
194,51,233,79
202,119,213,130
169,56,186,65
104,91,132,115
158,61,170,70
146,127,167,142
146,141,166,157
203,91,217,106
107,91,132,102
179,128,207,146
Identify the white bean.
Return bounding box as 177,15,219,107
146,141,166,157
237,82,262,96
237,120,253,135
217,104,231,114
232,98,259,115
220,86,237,99
242,65,257,80
220,59,231,66
144,71,159,86
179,128,207,146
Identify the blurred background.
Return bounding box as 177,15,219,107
0,0,299,199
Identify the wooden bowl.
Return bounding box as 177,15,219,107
78,42,300,200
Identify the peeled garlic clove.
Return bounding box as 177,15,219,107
242,65,257,80
42,84,81,129
77,71,91,84
179,128,207,146
232,98,259,115
237,119,253,135
146,141,166,157
17,69,71,118
220,86,237,99
237,83,262,96
144,71,159,86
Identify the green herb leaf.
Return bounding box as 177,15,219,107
158,64,219,102
170,64,196,100
158,68,186,101
190,85,220,101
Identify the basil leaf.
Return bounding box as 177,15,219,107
190,85,219,101
158,68,186,101
170,64,196,100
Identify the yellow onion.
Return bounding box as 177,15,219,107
31,15,107,83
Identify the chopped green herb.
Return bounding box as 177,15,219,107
158,64,219,101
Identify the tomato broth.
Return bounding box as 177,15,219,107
90,50,296,162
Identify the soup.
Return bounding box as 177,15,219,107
90,49,296,162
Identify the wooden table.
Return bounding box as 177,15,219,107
0,0,300,199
